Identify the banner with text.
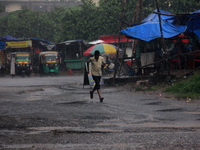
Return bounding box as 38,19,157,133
6,40,32,49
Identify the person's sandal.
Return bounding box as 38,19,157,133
90,91,93,99
100,98,104,103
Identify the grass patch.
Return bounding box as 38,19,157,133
145,86,159,91
135,85,160,92
165,73,200,99
135,86,144,91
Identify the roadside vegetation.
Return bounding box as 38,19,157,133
165,72,200,100
135,85,160,92
134,72,200,100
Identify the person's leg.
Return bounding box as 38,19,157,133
90,76,98,99
97,89,104,102
91,76,103,102
90,86,96,99
97,89,102,99
95,76,104,102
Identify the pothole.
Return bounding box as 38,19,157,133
156,108,184,112
140,98,156,101
15,88,44,94
57,101,88,105
145,102,162,105
28,126,119,134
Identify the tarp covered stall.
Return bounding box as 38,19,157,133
56,40,88,70
31,37,55,52
121,9,200,73
99,35,132,43
29,38,55,73
180,10,200,39
121,10,186,42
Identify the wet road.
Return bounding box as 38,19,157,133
0,75,200,150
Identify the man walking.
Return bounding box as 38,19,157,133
87,50,106,102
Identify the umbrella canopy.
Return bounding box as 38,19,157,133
84,44,117,56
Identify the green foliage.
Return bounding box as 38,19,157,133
165,73,200,99
98,0,122,34
135,86,144,91
0,0,200,43
63,0,99,41
0,3,4,13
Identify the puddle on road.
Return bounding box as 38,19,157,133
58,101,88,105
28,126,119,135
156,108,184,112
140,98,157,101
60,85,121,94
14,87,65,101
145,102,162,105
16,88,44,94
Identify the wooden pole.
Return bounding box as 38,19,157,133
155,0,164,51
132,0,140,24
131,0,142,70
114,0,126,79
139,0,143,22
155,0,170,75
118,38,128,76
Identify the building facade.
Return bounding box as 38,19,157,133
0,0,88,12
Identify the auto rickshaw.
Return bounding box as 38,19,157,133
39,51,60,75
11,52,32,75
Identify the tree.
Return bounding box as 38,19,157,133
98,0,122,35
62,0,99,41
0,0,200,42
0,3,4,13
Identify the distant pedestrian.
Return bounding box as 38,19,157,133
10,54,15,78
87,50,106,102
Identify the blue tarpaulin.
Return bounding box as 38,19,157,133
0,41,6,50
185,11,200,39
121,10,187,42
0,35,20,41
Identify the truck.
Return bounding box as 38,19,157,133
39,51,60,75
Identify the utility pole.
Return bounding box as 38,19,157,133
131,0,142,69
113,0,126,79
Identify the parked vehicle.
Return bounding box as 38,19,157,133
12,52,32,75
39,51,59,74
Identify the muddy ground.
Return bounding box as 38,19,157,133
0,74,200,150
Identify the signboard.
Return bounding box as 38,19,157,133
6,40,32,49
